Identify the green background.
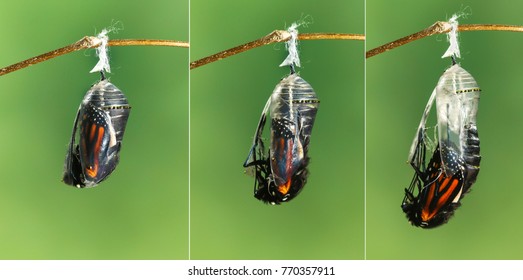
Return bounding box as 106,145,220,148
367,0,523,259
0,0,188,259
6,0,519,261
190,0,364,259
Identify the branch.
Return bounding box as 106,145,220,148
366,23,523,58
190,31,364,69
0,37,189,76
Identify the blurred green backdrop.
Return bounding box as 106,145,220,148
0,0,188,259
367,0,523,259
9,0,516,261
190,0,364,259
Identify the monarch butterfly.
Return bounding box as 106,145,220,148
63,77,131,188
402,144,464,228
402,63,481,228
244,72,319,204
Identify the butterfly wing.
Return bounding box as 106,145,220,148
78,102,119,187
62,108,84,187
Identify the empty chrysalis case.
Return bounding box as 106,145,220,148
63,79,131,188
402,64,481,228
435,64,481,191
244,73,320,204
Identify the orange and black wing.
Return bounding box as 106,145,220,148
78,103,119,187
403,145,465,228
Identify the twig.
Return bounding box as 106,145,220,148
0,37,189,76
300,33,365,41
109,39,189,48
366,23,523,58
190,31,364,69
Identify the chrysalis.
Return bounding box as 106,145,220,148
435,64,481,191
402,63,481,228
244,73,319,204
63,78,131,188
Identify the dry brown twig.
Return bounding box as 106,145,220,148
190,31,365,69
1,31,362,76
0,37,189,76
6,23,519,76
366,23,523,58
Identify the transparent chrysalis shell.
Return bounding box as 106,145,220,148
435,64,481,177
403,63,481,228
63,79,131,188
244,73,319,204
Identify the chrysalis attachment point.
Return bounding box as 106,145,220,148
90,29,111,74
451,55,457,66
442,14,461,59
290,64,296,75
279,23,301,68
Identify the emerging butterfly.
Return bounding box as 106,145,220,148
244,69,319,204
63,75,131,188
402,62,481,228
